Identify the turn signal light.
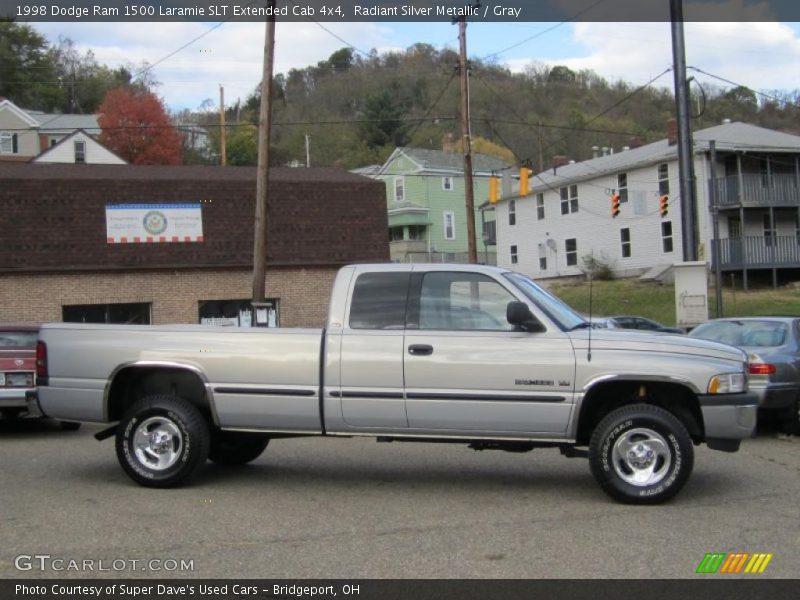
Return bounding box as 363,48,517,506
748,363,776,375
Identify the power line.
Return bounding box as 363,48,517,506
688,66,795,106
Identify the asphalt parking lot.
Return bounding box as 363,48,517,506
1,418,798,579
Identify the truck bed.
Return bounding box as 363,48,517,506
37,323,324,431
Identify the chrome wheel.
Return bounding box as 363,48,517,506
132,416,184,471
611,427,671,487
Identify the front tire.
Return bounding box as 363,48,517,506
115,395,210,488
589,403,694,504
208,432,270,465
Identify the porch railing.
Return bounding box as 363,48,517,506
714,174,800,208
715,235,800,268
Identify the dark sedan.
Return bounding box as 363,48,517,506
689,317,800,434
608,316,684,334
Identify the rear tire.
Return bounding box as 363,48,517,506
589,403,694,504
115,395,209,488
60,421,81,431
1,408,23,420
208,432,270,465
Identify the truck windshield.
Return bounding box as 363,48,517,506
504,272,586,332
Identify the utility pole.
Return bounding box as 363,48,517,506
305,134,311,167
219,85,226,166
458,17,477,264
252,4,276,305
670,0,699,262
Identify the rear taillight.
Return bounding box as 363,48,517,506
36,341,48,381
748,362,776,375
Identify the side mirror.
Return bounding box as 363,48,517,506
506,301,546,333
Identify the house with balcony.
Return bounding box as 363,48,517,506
494,121,800,288
369,146,511,264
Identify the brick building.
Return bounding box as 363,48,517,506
0,164,389,327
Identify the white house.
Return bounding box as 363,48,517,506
32,129,127,164
0,98,124,164
495,121,800,288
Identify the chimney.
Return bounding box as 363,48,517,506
442,132,456,153
628,136,644,149
667,118,678,146
551,155,569,169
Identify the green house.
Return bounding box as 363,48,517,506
373,147,511,264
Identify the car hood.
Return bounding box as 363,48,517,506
569,329,747,363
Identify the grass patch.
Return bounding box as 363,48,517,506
549,280,800,327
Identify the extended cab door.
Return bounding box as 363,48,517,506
336,271,410,428
403,271,576,436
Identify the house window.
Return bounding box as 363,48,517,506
510,245,518,264
389,227,404,242
661,221,674,253
536,193,545,220
560,185,578,215
617,173,628,203
0,132,18,154
620,228,632,258
443,211,456,240
509,199,516,226
565,238,578,266
63,303,151,324
442,176,453,191
408,225,424,241
763,213,775,247
658,163,670,196
74,141,86,163
538,245,547,270
394,177,404,202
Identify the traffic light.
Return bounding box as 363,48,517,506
519,167,532,196
611,193,621,218
489,176,500,204
659,195,669,217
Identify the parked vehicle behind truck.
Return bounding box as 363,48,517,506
36,264,757,503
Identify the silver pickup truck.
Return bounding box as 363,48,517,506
36,264,757,504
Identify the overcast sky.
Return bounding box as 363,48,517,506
31,20,800,112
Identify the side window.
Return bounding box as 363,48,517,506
419,272,516,331
348,272,410,330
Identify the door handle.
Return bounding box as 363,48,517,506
408,344,434,356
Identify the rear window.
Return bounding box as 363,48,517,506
348,272,410,330
691,320,787,348
0,331,38,349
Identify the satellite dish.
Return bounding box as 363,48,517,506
546,238,557,251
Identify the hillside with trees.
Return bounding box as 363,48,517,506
3,20,798,169
216,43,800,169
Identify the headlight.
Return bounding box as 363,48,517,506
708,373,745,394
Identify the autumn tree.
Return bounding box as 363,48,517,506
98,87,182,165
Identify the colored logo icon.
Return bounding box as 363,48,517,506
696,553,773,574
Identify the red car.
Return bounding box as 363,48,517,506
0,323,79,429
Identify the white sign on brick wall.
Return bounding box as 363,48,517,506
106,204,203,243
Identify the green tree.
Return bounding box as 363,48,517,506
0,20,62,110
358,89,410,149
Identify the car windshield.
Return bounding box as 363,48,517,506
690,320,788,348
504,272,586,331
0,331,38,349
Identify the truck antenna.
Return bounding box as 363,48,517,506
587,257,593,362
